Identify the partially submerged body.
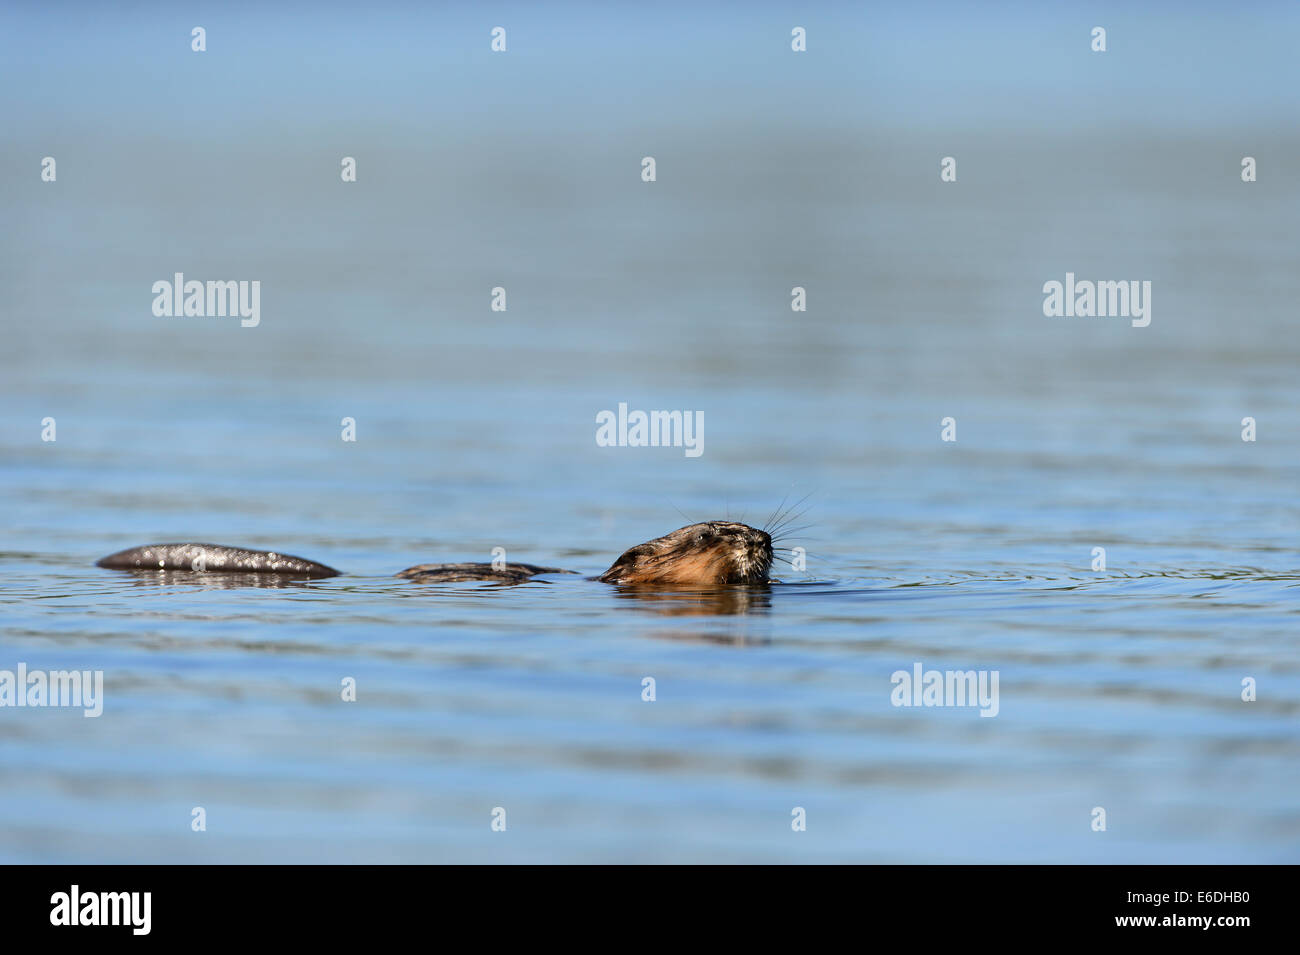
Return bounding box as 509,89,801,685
395,562,576,584
96,521,776,588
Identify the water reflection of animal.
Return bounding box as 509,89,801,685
95,520,789,588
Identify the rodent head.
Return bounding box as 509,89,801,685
598,521,774,586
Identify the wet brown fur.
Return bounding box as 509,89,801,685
597,521,773,586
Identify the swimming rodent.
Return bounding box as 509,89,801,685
94,521,777,588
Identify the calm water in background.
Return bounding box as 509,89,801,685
1,3,1298,862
